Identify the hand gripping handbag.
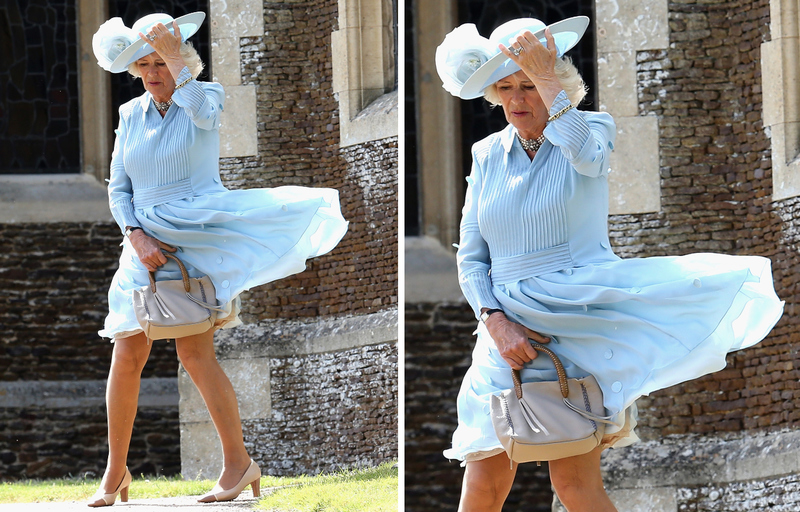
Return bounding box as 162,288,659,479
133,252,226,341
490,342,619,464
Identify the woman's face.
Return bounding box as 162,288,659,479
137,54,175,103
496,70,549,139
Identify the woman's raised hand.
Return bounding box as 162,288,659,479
138,22,187,79
483,311,550,370
499,27,557,79
139,22,182,60
498,28,562,108
127,229,177,272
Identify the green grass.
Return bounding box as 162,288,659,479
255,462,398,512
0,462,398,511
0,474,213,503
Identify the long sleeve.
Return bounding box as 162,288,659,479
457,142,503,320
171,67,224,131
107,112,138,234
543,90,616,178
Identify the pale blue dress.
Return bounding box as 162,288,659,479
99,67,348,339
444,91,784,461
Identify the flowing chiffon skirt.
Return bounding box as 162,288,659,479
99,186,348,339
444,253,783,461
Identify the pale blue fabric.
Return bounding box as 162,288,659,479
99,68,348,339
444,91,784,461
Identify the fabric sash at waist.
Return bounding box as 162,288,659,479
490,244,573,284
133,179,194,209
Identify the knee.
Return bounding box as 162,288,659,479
175,343,215,374
462,465,514,511
463,479,506,511
111,343,148,375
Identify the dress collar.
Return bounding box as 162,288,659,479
500,124,517,153
137,91,153,112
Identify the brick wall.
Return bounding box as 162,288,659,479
608,0,799,439
405,303,553,511
0,222,181,480
674,473,800,511
2,0,398,481
1,405,179,480
0,222,180,382
246,342,398,476
406,0,796,508
219,0,398,321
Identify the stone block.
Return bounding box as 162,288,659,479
608,116,661,214
598,50,638,117
210,0,264,39
180,419,221,480
770,0,799,39
596,0,669,53
178,357,270,423
219,85,258,158
211,37,241,86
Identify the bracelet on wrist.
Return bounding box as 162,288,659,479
548,103,575,122
174,76,193,90
125,226,143,237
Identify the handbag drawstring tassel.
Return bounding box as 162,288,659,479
563,398,621,427
186,292,227,313
519,399,549,436
153,292,175,319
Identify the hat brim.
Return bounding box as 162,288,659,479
459,16,589,100
108,12,205,73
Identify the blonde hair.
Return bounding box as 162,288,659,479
484,56,587,107
127,41,204,79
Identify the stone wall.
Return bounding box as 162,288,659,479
406,0,797,509
605,0,798,440
0,222,181,479
181,310,398,478
592,0,800,507
0,379,180,480
2,0,398,482
179,0,399,479
405,302,553,511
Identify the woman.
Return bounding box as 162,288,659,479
435,17,783,512
88,12,347,507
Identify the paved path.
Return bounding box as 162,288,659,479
0,491,260,511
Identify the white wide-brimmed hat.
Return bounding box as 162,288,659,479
92,12,205,73
435,16,589,100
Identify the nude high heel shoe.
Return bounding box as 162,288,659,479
87,467,132,507
197,459,261,503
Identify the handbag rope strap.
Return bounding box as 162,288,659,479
511,341,623,428
512,342,569,399
147,252,227,313
148,252,192,293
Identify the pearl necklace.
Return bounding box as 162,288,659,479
153,99,173,112
517,133,546,152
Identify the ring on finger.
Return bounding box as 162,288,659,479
511,45,523,56
147,33,156,41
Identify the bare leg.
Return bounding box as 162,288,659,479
175,329,251,490
457,452,518,512
548,446,618,512
99,333,152,493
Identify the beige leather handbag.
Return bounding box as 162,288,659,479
133,253,225,341
490,342,617,464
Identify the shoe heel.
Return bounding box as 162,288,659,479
251,478,261,498
120,485,129,503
